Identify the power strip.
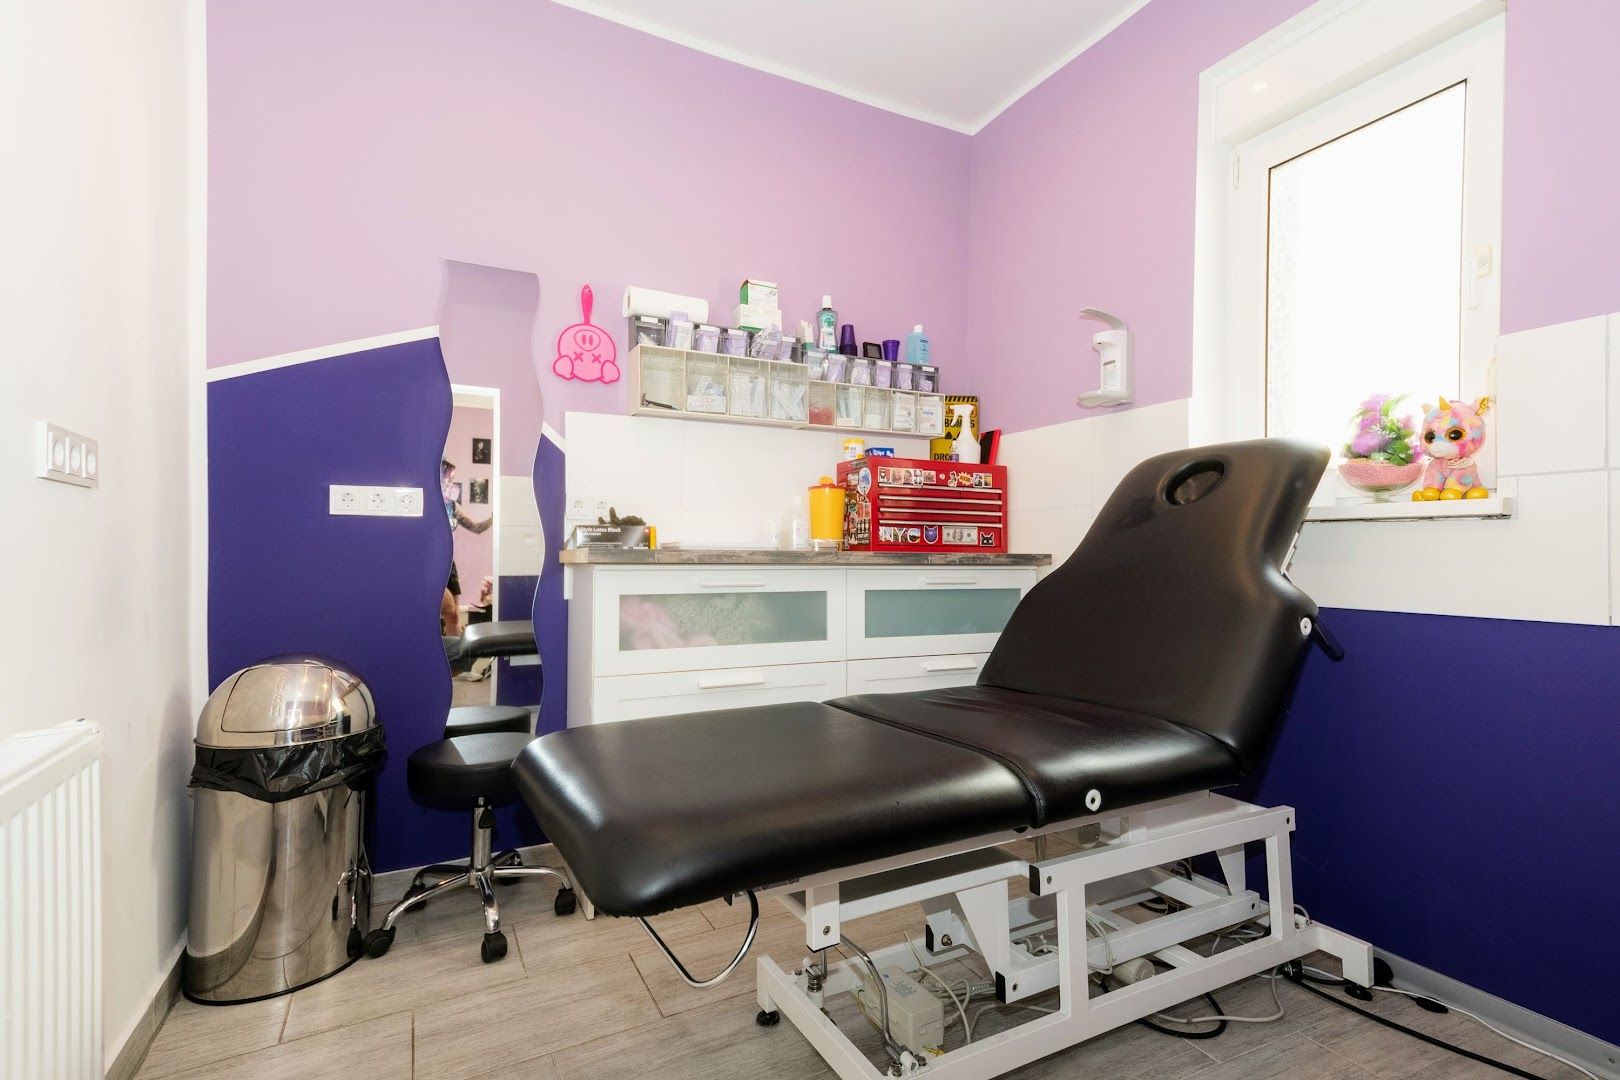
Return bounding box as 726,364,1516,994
856,966,945,1056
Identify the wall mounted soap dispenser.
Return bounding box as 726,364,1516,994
1076,307,1132,407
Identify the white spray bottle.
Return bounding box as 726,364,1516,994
949,402,980,464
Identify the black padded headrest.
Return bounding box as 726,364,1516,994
978,439,1327,771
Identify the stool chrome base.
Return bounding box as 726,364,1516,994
362,801,577,963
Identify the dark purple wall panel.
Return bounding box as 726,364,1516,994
207,338,472,872
1248,608,1620,1044
533,435,569,739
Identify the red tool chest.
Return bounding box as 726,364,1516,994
837,455,1008,553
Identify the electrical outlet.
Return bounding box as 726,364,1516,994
393,487,423,516
329,485,365,515
566,492,595,517
330,484,423,517
592,497,611,519
35,422,98,489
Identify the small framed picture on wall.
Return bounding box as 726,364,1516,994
468,478,489,505
471,437,492,465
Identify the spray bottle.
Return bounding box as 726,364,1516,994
949,402,980,464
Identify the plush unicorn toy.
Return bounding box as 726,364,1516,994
1413,396,1491,500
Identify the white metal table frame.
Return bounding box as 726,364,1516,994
753,791,1373,1079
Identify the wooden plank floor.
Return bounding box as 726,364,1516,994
136,844,1583,1080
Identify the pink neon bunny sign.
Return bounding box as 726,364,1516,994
552,284,619,384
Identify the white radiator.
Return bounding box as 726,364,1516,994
0,722,102,1080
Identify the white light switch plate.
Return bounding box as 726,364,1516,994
36,422,98,488
329,484,424,517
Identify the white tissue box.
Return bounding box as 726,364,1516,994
732,303,783,333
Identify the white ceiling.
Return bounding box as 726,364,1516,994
552,0,1151,134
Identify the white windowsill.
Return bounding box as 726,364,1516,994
1305,495,1515,523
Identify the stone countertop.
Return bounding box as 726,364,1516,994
559,547,1051,567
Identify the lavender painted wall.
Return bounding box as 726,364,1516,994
207,0,972,431
1500,0,1620,333
964,0,1311,433
445,404,494,594
439,261,542,467
966,0,1620,433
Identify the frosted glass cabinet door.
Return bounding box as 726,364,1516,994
847,568,1035,660
594,567,846,675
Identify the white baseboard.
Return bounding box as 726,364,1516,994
1377,948,1620,1080
105,938,184,1080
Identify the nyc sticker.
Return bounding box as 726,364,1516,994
553,284,620,384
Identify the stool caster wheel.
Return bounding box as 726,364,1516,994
481,931,508,963
346,928,363,959
554,888,578,917
755,1010,780,1027
362,927,396,959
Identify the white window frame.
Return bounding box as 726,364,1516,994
1190,0,1507,484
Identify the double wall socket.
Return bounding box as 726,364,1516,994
329,485,424,517
36,422,98,489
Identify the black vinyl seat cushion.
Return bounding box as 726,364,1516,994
513,702,1033,918
445,704,533,738
829,686,1241,826
459,620,537,659
407,732,536,812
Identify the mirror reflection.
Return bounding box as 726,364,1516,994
437,261,545,719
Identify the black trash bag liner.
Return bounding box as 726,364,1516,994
189,727,387,803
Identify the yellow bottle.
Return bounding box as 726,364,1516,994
808,476,844,550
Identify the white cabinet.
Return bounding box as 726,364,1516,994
845,654,990,697
568,562,1038,726
847,567,1030,660
591,663,847,724
591,567,845,676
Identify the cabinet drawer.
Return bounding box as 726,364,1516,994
595,567,846,676
845,654,989,697
587,662,847,725
847,567,1034,659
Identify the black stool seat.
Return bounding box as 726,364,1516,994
407,732,534,811
460,620,537,658
445,704,532,738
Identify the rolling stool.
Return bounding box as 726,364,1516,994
416,705,537,887
362,732,576,963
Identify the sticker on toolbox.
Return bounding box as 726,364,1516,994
942,526,979,545
856,467,872,496
878,466,939,487
923,525,940,545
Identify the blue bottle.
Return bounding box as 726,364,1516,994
904,324,930,365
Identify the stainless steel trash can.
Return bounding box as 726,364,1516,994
183,655,383,1003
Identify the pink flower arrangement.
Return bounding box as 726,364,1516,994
1342,394,1419,466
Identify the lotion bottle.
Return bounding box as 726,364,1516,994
817,296,838,351
904,324,930,365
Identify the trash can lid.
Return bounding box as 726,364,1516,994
198,655,376,749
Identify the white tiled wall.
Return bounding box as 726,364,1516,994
564,412,930,547
1290,312,1616,625
1000,399,1190,567
1002,313,1620,626
497,473,544,577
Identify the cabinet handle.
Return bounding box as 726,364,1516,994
920,576,978,586
696,672,769,690
922,659,979,673
697,579,769,589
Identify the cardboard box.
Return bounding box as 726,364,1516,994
738,279,779,306
731,302,783,333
